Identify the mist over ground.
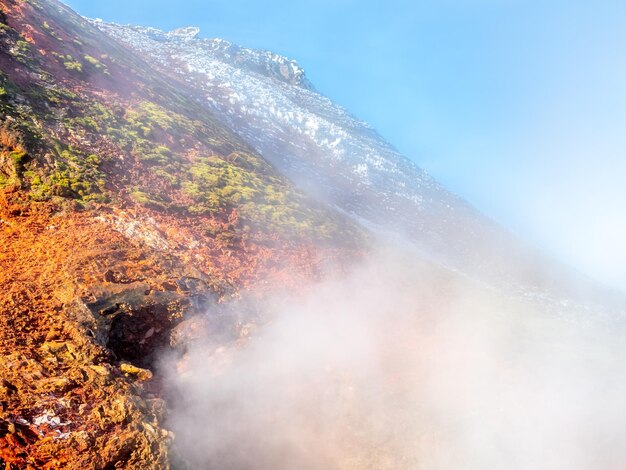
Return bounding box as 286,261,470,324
159,243,626,469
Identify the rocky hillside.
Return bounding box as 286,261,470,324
0,0,361,467
94,19,621,312
1,0,624,468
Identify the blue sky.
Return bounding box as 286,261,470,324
64,0,626,292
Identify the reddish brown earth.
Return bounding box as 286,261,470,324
0,186,356,468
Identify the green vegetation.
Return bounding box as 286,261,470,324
0,73,45,151
45,85,78,105
0,7,358,244
52,53,84,73
187,157,307,233
63,59,83,73
83,55,110,75
59,99,346,238
137,145,173,166
0,123,28,187
43,21,62,41
0,55,348,238
10,149,27,166
130,190,169,211
84,55,100,67
25,143,108,202
13,39,31,63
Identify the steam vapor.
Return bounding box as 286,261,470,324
160,244,626,469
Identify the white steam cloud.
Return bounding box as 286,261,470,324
161,244,626,469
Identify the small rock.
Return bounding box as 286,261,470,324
42,341,68,353
169,316,208,349
89,365,110,376
119,362,153,381
161,281,178,292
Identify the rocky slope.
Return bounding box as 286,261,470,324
0,0,360,467
0,0,624,468
94,20,622,312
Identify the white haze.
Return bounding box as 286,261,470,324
160,244,626,469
